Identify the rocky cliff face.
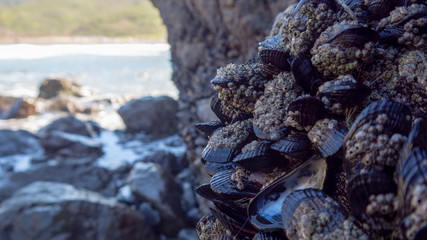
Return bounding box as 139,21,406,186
150,0,296,182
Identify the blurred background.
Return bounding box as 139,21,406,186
0,0,294,239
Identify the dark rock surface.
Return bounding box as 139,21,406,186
0,181,156,240
140,150,188,175
38,116,103,158
127,162,189,236
0,129,41,157
0,96,37,119
118,96,178,137
38,78,84,99
150,0,297,182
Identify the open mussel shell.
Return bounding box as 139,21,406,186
270,132,314,162
210,169,261,200
282,188,369,240
252,231,288,240
347,170,397,234
291,55,322,94
286,96,325,130
247,155,327,231
308,119,348,158
326,25,379,47
345,100,412,143
258,34,291,71
233,140,277,172
195,121,224,137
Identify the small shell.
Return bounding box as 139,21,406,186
291,55,323,94
195,121,224,137
308,118,348,158
210,169,259,199
326,25,379,47
285,96,325,130
270,132,314,162
258,34,291,71
233,140,278,172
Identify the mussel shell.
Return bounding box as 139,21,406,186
253,124,290,141
292,0,337,14
195,121,224,137
308,119,348,158
252,231,288,240
196,183,235,203
281,188,348,238
347,170,397,234
196,212,217,238
401,118,427,161
233,141,276,172
210,169,260,200
202,145,240,163
270,132,314,161
286,96,325,129
326,25,379,47
247,155,327,231
204,161,236,176
317,78,371,106
291,55,322,94
368,0,404,20
211,94,233,123
345,100,412,143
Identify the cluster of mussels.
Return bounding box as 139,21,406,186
195,0,426,239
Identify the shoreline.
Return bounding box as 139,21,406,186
0,36,167,44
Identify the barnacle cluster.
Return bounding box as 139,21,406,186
195,1,427,239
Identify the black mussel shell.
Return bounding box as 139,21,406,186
345,100,412,143
286,96,325,130
317,77,371,107
202,145,240,163
308,119,348,158
211,94,233,123
326,25,379,47
368,0,405,20
195,183,238,204
247,155,327,231
211,77,232,87
211,203,258,239
347,170,397,234
195,121,224,137
291,55,323,94
401,118,427,161
204,161,236,176
252,231,288,240
210,169,260,200
261,63,284,77
233,140,277,172
282,188,349,239
258,34,291,71
253,124,290,141
270,132,314,162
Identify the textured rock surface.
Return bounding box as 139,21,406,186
38,78,84,99
0,96,37,119
150,0,296,182
118,96,178,137
0,130,41,157
0,181,156,240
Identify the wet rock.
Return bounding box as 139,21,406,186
0,96,37,119
38,116,103,158
127,162,189,236
38,77,84,99
140,150,187,175
0,130,41,157
118,96,178,137
0,160,115,203
0,181,156,240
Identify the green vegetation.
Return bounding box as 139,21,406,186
0,0,166,40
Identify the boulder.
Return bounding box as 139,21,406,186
140,150,187,175
0,161,115,203
38,116,103,158
0,130,41,157
0,96,37,119
38,77,84,99
0,181,156,240
127,162,189,236
118,96,178,136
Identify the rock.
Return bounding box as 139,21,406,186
38,116,103,158
138,202,161,227
127,162,189,236
0,96,37,119
0,161,115,203
38,77,84,99
0,181,156,240
177,228,198,240
118,96,178,136
150,0,297,184
140,150,187,175
0,130,41,157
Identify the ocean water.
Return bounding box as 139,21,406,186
0,43,177,99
